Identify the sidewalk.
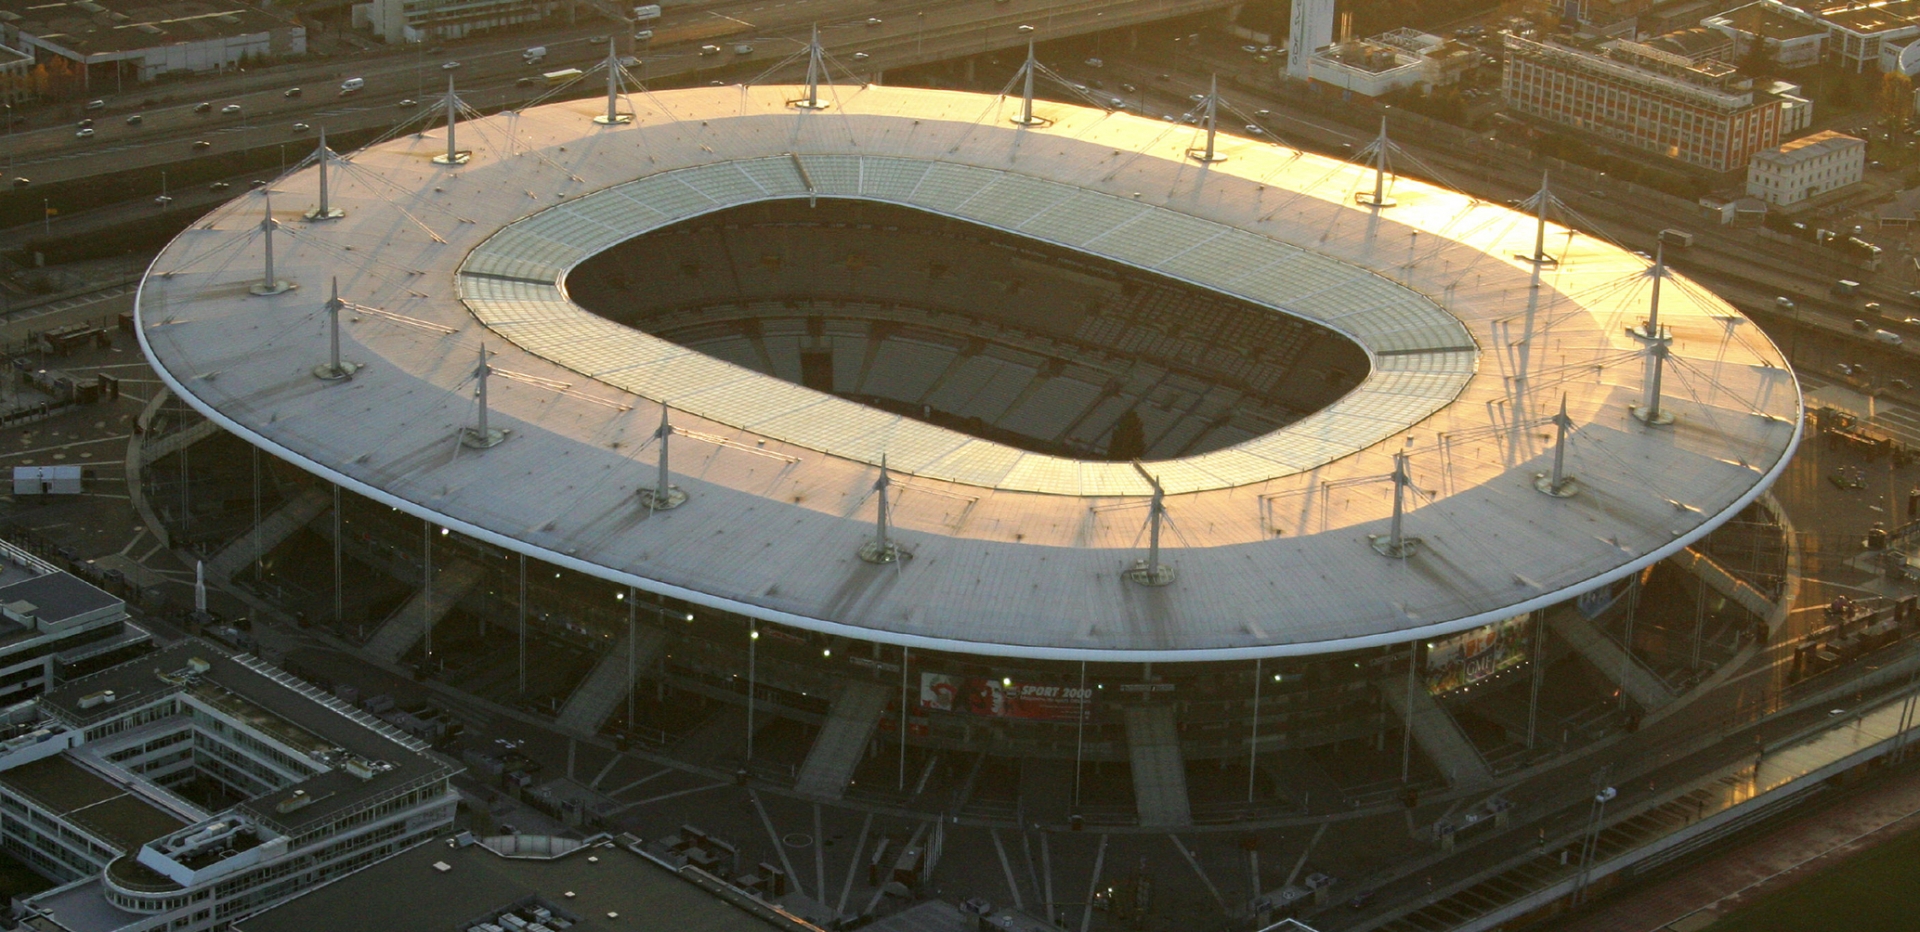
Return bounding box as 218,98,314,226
1552,760,1920,932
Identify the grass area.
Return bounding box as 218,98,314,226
1707,823,1920,932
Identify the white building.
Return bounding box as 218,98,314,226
1308,29,1472,98
1746,130,1864,207
352,0,560,44
1,0,304,84
1703,2,1828,69
3,641,457,932
1287,0,1334,79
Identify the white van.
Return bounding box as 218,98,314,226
1873,329,1904,346
633,29,653,42
523,46,547,63
339,77,366,95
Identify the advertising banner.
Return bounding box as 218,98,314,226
919,673,1090,721
1424,615,1530,695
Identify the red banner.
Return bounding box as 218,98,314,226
919,673,1090,721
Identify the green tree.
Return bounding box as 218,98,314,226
1880,71,1914,131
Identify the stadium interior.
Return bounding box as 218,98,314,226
567,200,1371,460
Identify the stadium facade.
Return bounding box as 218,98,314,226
132,83,1799,826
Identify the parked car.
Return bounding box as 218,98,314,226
441,61,461,70
284,87,302,98
221,104,242,114
125,114,143,125
85,99,105,110
9,177,28,188
209,181,231,191
193,140,213,150
397,98,419,107
74,127,93,138
291,122,311,133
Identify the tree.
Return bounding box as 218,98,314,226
1880,71,1915,131
1736,37,1775,81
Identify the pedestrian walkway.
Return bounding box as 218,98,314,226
794,681,892,800
205,486,331,582
1552,763,1920,932
1549,612,1675,711
553,626,664,738
1380,675,1492,787
362,556,485,664
1124,705,1192,827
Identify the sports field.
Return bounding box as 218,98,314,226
1706,823,1920,931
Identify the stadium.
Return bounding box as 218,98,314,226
132,74,1801,828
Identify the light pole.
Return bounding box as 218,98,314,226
746,622,759,764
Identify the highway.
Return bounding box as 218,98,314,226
0,0,1230,190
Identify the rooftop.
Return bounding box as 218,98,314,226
233,836,773,932
136,85,1799,661
0,0,297,59
1713,2,1829,41
0,755,187,852
1817,0,1920,34
0,572,123,626
42,641,455,833
1756,130,1865,165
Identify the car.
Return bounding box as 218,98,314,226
284,87,302,98
1245,124,1265,134
851,51,871,61
1872,159,1886,169
441,61,461,70
1837,363,1857,376
1255,54,1270,62
221,104,242,114
1254,108,1271,117
9,177,27,187
193,140,212,150
699,44,722,56
85,99,105,110
588,34,609,43
209,181,231,191
74,127,93,138
1161,113,1175,121
398,98,419,107
619,55,639,67
249,180,267,189
1892,378,1915,390
1242,44,1260,53
1189,92,1207,102
733,44,753,55
1262,44,1278,53
76,118,94,129
1903,317,1920,326
1016,24,1035,33
194,102,213,113
516,76,537,86
1120,82,1137,93
866,16,883,26
1085,57,1103,67
291,122,310,133
1853,318,1873,331
153,195,173,206
125,114,143,125
1071,83,1088,93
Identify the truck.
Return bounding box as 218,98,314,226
1834,279,1861,296
1657,228,1693,248
339,77,365,95
523,46,547,64
633,3,661,21
543,68,584,86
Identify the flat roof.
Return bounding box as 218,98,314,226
42,641,454,832
0,755,186,851
233,838,773,932
1817,0,1920,34
0,573,121,625
1760,130,1864,164
1,0,295,59
135,85,1800,661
